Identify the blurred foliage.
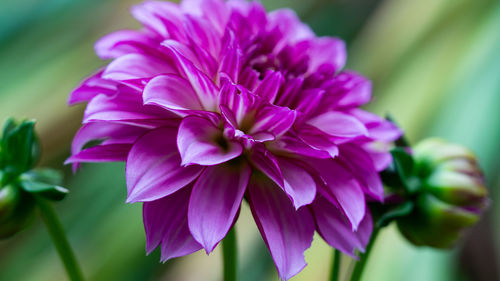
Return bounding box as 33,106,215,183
0,0,499,280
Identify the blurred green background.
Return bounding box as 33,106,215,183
0,0,499,280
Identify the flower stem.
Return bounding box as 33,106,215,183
349,227,380,281
222,227,237,281
329,249,341,281
36,197,84,281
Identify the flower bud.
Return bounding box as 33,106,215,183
0,184,35,239
415,138,488,208
397,193,480,248
0,119,67,239
0,184,20,222
381,138,489,248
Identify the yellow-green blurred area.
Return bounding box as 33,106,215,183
0,0,499,280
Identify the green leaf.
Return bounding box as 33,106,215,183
19,180,68,201
1,119,40,175
391,147,419,193
21,169,64,186
376,201,414,228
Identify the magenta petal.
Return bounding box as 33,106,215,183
218,33,242,83
249,145,284,187
277,158,316,209
70,122,147,156
103,53,175,80
247,176,315,280
312,196,372,257
249,104,297,137
309,159,366,230
297,124,340,158
254,71,283,103
188,164,251,252
126,127,203,203
68,70,118,105
130,1,185,39
307,37,346,74
306,111,368,138
95,30,158,59
143,74,204,112
269,133,330,159
369,150,393,172
341,144,384,201
182,0,229,35
333,72,372,108
177,116,243,166
83,88,174,126
65,144,131,164
267,9,314,47
350,109,403,141
143,186,202,261
163,40,219,111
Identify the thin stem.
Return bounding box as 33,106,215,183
329,249,341,281
349,227,380,281
36,197,84,281
222,227,237,281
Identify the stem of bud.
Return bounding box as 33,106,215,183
36,197,84,281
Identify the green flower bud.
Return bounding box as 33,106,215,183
380,138,488,248
0,184,35,239
0,119,68,239
0,184,20,222
415,138,488,208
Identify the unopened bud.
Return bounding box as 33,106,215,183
381,138,489,248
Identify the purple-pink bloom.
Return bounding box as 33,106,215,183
67,0,402,279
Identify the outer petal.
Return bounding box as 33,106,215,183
143,74,204,112
70,122,147,157
267,9,314,49
177,116,243,166
308,159,366,230
126,127,203,203
312,196,372,257
143,185,202,261
268,133,330,159
306,112,368,138
350,109,403,141
83,89,175,127
247,176,315,281
277,157,317,209
68,70,118,105
182,0,229,34
340,144,384,201
327,72,372,108
95,30,159,60
131,1,185,40
103,53,175,81
297,124,340,158
65,144,131,163
188,163,251,252
306,37,346,74
249,145,284,187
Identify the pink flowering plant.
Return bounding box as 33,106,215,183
0,1,489,281
67,0,402,279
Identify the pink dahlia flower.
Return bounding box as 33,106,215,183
67,0,402,279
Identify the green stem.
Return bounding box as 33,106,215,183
222,227,237,281
36,197,84,281
329,249,341,281
349,228,380,281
